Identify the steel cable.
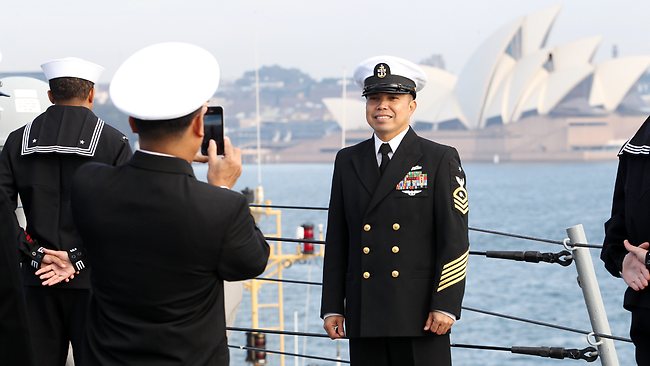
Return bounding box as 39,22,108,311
250,277,632,344
251,203,603,248
228,328,598,362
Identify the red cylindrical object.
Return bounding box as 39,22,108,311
302,223,314,254
254,333,266,364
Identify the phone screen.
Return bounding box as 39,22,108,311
201,106,224,155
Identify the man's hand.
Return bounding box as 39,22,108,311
206,137,242,189
323,315,345,339
424,311,455,335
35,249,79,286
622,240,650,291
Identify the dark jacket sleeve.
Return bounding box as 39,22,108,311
320,151,349,317
429,148,470,319
0,130,19,209
601,155,628,277
216,193,269,281
0,188,34,366
113,137,133,165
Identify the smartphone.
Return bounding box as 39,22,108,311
201,106,224,156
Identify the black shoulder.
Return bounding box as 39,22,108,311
100,122,130,144
418,136,461,160
334,138,372,161
75,161,115,176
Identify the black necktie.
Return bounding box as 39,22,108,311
379,143,392,175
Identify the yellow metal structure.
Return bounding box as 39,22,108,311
244,186,324,366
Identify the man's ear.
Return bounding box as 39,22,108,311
87,88,95,104
128,117,138,133
47,90,55,104
191,111,204,138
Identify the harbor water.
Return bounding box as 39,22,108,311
194,161,634,365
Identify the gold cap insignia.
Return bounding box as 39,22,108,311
374,63,389,78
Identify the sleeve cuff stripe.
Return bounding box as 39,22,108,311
440,261,468,281
439,268,467,287
443,250,469,270
441,256,468,277
437,272,466,292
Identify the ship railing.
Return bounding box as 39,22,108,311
224,203,632,365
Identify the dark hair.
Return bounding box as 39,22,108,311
48,77,94,102
133,107,202,140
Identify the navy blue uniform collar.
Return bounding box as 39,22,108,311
129,150,196,178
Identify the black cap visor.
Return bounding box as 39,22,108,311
0,90,9,97
363,74,416,98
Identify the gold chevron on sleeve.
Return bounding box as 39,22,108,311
439,255,468,282
442,250,469,270
437,250,469,292
453,186,469,214
437,271,466,292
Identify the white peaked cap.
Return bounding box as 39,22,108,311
353,55,427,95
41,57,104,83
110,42,220,120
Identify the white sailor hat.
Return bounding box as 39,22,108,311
110,42,220,120
40,57,104,83
353,55,427,98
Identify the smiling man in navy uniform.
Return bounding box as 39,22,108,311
321,55,469,366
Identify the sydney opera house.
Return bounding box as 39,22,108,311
284,5,650,162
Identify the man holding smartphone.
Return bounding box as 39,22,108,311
67,42,270,365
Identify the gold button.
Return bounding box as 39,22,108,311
392,223,400,231
392,246,400,253
363,272,371,279
363,224,371,232
391,270,400,278
363,247,370,254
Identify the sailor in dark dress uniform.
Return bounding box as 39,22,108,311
321,56,470,366
70,42,270,365
0,57,132,365
602,115,650,365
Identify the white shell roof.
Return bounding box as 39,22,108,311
412,65,457,123
322,97,369,131
539,65,594,114
505,49,550,123
522,5,562,56
550,36,602,70
589,56,650,111
455,17,524,129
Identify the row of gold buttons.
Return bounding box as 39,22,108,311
362,270,400,279
363,223,401,231
362,246,400,254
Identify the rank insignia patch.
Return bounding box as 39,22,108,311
453,176,469,214
396,169,427,196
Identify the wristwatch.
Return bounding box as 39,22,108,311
645,251,650,270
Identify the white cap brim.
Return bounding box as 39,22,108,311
110,42,220,120
41,57,104,83
353,55,427,93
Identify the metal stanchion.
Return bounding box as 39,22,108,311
566,224,619,366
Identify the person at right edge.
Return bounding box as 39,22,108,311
68,42,270,365
320,55,469,366
602,114,650,365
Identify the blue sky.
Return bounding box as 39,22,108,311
1,0,649,82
